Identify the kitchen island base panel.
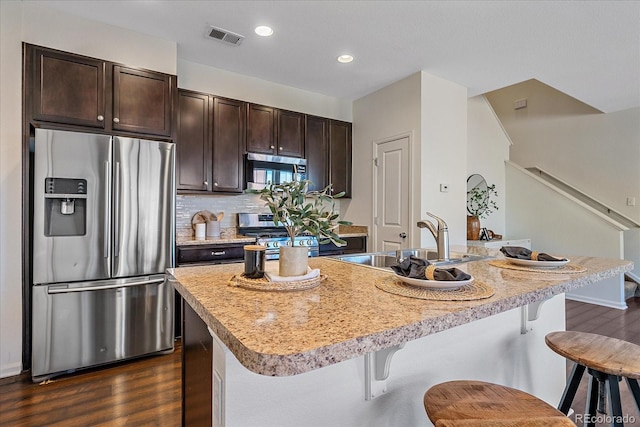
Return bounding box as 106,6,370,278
184,295,566,427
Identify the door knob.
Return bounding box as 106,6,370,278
399,232,407,239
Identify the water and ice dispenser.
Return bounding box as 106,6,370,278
44,177,87,236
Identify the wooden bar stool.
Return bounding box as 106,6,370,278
545,331,640,426
424,380,576,426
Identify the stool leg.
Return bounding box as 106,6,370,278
606,374,623,427
586,374,599,427
559,362,586,415
625,378,640,415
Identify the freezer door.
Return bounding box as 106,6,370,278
31,276,174,380
33,129,112,284
112,137,175,278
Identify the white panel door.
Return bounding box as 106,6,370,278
374,135,410,252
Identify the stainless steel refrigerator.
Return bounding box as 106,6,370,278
31,128,175,381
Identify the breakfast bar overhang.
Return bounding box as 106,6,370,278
169,255,632,426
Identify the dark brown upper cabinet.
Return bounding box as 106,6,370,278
112,66,173,137
329,120,352,198
246,104,276,155
176,89,245,194
305,115,329,191
31,46,107,129
27,44,175,139
277,109,304,157
246,103,304,158
211,97,245,193
176,90,210,191
305,116,351,197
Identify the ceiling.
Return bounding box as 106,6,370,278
30,1,640,113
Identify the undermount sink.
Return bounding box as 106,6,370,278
334,249,489,270
333,254,399,269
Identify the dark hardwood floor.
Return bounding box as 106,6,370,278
1,299,638,426
0,343,181,426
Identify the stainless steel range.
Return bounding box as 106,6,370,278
238,213,319,259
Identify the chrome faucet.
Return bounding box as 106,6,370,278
417,212,450,261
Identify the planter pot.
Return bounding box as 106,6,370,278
279,246,309,277
467,215,481,240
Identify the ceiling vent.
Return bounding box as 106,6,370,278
208,26,244,46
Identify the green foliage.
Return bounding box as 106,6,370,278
467,183,499,220
248,180,352,247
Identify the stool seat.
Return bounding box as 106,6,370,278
546,331,640,379
546,331,640,426
424,380,575,426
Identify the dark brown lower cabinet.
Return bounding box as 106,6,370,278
182,300,213,426
318,236,367,256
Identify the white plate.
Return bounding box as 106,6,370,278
394,273,473,290
506,258,570,268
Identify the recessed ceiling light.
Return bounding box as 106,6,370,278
337,54,354,63
255,26,274,37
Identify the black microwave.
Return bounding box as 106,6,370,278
245,153,307,190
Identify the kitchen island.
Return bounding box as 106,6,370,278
168,255,632,427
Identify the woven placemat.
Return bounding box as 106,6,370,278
229,274,326,292
489,259,587,274
375,276,495,301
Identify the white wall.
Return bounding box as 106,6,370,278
486,79,640,223
22,2,177,74
506,162,626,309
351,72,422,248
1,0,25,379
351,72,468,250
466,96,511,235
419,72,468,246
178,60,351,121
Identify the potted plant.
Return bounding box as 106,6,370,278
251,180,351,276
466,183,498,240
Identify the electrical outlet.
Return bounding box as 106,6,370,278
440,184,449,193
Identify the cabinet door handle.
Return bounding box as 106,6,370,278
97,115,104,122
211,251,226,256
113,117,120,124
204,181,208,186
270,145,275,149
279,147,283,151
213,182,218,187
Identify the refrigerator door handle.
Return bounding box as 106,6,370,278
47,277,165,294
114,161,121,258
104,160,111,259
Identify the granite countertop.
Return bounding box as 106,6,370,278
168,255,631,377
176,236,256,246
336,224,368,238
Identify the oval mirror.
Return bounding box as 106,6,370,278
467,174,488,216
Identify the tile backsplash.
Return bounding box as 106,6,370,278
176,193,342,238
